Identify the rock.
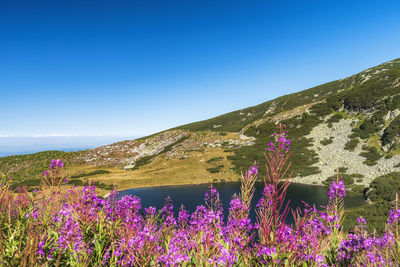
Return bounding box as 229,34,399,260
383,109,400,122
123,164,135,170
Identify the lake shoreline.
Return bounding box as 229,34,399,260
115,180,367,217
110,177,330,192
90,177,365,201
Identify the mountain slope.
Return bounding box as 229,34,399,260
1,58,400,193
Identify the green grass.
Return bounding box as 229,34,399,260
70,169,111,178
0,150,83,182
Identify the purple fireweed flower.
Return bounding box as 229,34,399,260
267,142,275,151
161,196,174,216
102,251,111,265
116,195,142,222
267,131,291,152
247,165,258,177
42,170,49,177
204,185,222,213
256,185,274,208
227,197,254,234
302,201,317,214
257,246,277,258
32,209,39,219
37,241,45,256
37,248,45,256
388,208,400,225
357,216,367,225
49,159,64,169
279,136,291,150
178,206,190,228
145,206,157,216
229,197,245,213
161,197,176,228
328,179,346,200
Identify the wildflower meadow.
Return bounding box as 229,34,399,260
1,125,400,266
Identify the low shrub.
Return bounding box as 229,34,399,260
206,156,224,164
360,146,382,166
320,137,334,145
344,138,359,151
70,169,111,178
327,113,343,124
206,164,224,173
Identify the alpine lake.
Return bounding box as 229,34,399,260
119,181,366,224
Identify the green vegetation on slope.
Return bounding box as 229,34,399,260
344,138,359,151
382,115,400,147
0,150,82,182
345,172,400,233
359,145,382,166
341,68,400,111
70,169,111,178
320,137,334,145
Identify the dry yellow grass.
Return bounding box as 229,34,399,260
64,146,239,194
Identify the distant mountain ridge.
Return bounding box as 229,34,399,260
2,58,400,195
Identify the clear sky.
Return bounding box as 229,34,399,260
1,0,400,138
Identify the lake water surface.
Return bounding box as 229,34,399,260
119,181,366,223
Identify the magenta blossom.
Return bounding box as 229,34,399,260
328,179,346,200
49,159,64,169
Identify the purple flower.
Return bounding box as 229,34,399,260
49,159,64,169
32,209,39,219
246,165,258,177
328,179,346,200
388,208,400,225
267,142,275,151
357,216,366,225
257,246,276,258
145,206,157,216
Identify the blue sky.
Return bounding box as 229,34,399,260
1,0,400,138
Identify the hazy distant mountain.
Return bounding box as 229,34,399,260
0,136,139,157
2,58,400,195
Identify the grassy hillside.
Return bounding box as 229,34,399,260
1,58,400,195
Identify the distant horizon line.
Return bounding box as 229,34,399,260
0,134,142,138
0,147,92,158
